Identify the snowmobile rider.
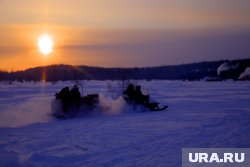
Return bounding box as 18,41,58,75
55,84,82,112
134,85,150,106
123,84,150,106
70,84,81,101
123,84,135,102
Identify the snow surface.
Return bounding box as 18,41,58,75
0,80,250,166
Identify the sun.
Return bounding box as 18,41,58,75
38,33,54,55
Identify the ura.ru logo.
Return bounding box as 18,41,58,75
189,153,245,163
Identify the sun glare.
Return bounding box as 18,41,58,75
38,34,54,55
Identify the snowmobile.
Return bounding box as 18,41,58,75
51,85,100,118
123,84,168,112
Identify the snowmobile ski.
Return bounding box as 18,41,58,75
150,105,168,111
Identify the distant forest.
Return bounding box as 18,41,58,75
1,59,250,82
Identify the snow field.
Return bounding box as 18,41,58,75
0,80,249,166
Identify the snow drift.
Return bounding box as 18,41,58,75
239,67,250,80
217,61,239,76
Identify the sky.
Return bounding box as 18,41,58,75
0,0,250,71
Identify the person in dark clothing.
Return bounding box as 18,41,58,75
134,85,144,104
56,86,70,101
55,86,71,112
70,84,81,101
55,85,82,113
123,84,135,100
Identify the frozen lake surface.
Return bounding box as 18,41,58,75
0,80,249,166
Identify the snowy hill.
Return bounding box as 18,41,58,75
1,59,250,81
0,80,250,166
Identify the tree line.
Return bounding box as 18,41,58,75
0,59,249,82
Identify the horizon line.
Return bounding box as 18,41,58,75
2,58,249,73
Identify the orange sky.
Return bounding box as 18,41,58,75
1,0,250,71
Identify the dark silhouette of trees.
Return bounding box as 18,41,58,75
0,59,249,82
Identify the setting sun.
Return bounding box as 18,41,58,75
38,33,54,55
